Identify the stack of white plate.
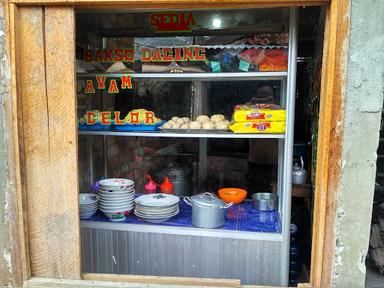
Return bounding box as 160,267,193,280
79,193,98,219
98,178,135,222
134,193,180,223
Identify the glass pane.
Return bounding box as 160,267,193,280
76,9,289,74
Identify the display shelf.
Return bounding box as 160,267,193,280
76,71,288,80
81,200,283,241
78,130,285,139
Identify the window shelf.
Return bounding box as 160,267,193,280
76,71,287,81
78,130,285,139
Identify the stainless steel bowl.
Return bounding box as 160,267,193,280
251,193,278,211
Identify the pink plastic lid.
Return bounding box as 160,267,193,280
145,179,157,191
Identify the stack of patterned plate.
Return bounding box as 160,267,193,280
79,193,99,219
134,193,180,223
98,178,135,222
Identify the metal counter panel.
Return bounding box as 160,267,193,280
81,227,284,285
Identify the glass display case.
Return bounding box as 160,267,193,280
77,7,297,286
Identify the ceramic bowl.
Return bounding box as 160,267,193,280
99,178,134,191
98,187,134,194
100,208,131,222
98,190,134,196
80,202,98,207
80,210,97,219
79,193,98,205
99,193,135,200
80,206,98,213
99,203,134,210
218,188,247,204
99,193,134,200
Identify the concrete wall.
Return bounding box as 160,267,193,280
332,1,384,287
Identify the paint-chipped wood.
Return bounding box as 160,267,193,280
83,273,241,287
9,0,329,8
9,2,31,280
310,0,351,287
0,1,25,287
18,6,81,279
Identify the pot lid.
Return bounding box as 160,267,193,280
191,192,224,208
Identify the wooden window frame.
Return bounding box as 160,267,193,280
4,0,349,287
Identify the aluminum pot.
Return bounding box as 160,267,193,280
167,166,190,196
184,192,232,228
251,192,278,211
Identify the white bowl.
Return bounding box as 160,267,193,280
100,208,131,222
98,191,134,198
99,187,134,193
99,196,134,202
99,193,135,200
80,211,97,219
100,203,134,210
99,200,133,206
80,203,98,208
79,193,98,205
80,206,98,213
99,178,134,191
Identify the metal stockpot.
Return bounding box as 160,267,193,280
184,192,233,228
167,166,190,196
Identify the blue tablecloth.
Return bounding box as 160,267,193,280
85,198,281,233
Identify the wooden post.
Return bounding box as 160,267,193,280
310,0,351,287
18,6,81,279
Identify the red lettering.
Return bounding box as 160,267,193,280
124,49,134,62
120,76,132,89
150,14,160,27
130,112,140,124
150,12,196,32
87,112,96,125
187,12,196,26
174,48,182,61
183,47,194,61
114,49,124,62
104,49,113,62
96,75,106,89
195,47,206,61
95,50,103,62
108,79,119,93
101,112,111,125
145,111,155,124
84,50,93,62
84,80,95,93
152,48,162,62
114,111,125,125
163,48,172,61
141,48,151,62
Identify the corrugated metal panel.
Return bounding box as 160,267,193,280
81,227,284,285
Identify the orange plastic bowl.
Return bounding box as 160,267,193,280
218,188,247,204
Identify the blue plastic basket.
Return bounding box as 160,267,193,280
78,122,111,131
113,121,165,132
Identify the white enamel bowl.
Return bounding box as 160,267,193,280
100,203,134,210
99,178,134,191
80,206,98,212
100,208,131,222
79,193,98,205
99,188,134,194
80,211,97,219
99,194,135,201
99,190,135,196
